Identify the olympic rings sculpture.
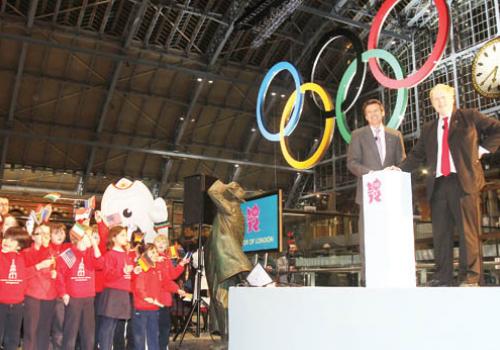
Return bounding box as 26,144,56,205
256,0,450,170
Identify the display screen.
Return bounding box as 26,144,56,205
240,191,282,253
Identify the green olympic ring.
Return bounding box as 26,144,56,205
335,49,408,144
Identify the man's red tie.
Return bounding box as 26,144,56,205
441,117,450,176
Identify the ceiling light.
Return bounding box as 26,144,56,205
196,77,203,82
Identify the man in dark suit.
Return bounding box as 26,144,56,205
347,99,406,285
400,84,500,286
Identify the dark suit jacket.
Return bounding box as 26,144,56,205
400,108,500,201
347,126,406,204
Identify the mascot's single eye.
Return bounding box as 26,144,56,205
123,208,133,218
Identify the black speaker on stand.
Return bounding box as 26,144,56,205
182,174,217,226
175,174,217,345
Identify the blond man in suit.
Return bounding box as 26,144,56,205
400,84,500,286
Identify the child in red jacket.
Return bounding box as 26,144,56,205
132,244,184,350
23,224,57,350
153,234,189,349
132,244,164,350
56,226,102,350
0,227,51,350
49,222,71,350
97,225,135,350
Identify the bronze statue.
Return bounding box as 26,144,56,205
204,180,252,340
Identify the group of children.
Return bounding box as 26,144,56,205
0,207,189,350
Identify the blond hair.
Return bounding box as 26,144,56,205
153,233,169,246
429,84,455,99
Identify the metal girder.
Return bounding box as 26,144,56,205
0,128,312,174
65,42,102,171
407,3,431,27
99,0,115,33
0,20,303,91
190,70,256,183
299,6,411,41
115,52,159,177
76,0,89,28
0,66,258,120
4,116,284,162
51,0,63,23
155,2,227,26
231,128,258,182
186,13,206,53
158,0,251,195
82,0,149,193
165,1,186,49
36,39,61,169
1,0,39,189
144,5,162,45
0,31,254,87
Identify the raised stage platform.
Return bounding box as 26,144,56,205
229,287,500,350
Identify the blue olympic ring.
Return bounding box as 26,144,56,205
256,61,304,142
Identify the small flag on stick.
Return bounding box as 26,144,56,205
59,248,76,268
84,196,96,209
25,212,36,235
168,246,179,259
74,207,92,222
70,223,88,242
44,192,61,202
105,213,122,228
137,254,154,272
35,204,52,224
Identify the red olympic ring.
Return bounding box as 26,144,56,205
367,0,450,88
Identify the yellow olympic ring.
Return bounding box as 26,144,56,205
279,83,334,170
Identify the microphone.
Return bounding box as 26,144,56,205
442,125,445,130
374,136,378,141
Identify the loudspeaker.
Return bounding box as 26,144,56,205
183,174,218,225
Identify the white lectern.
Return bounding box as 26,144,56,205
362,170,416,287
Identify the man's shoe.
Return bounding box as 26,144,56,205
425,279,448,287
459,282,479,287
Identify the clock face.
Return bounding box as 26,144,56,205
472,37,500,98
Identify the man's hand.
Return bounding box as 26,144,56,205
62,294,70,306
384,166,401,171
